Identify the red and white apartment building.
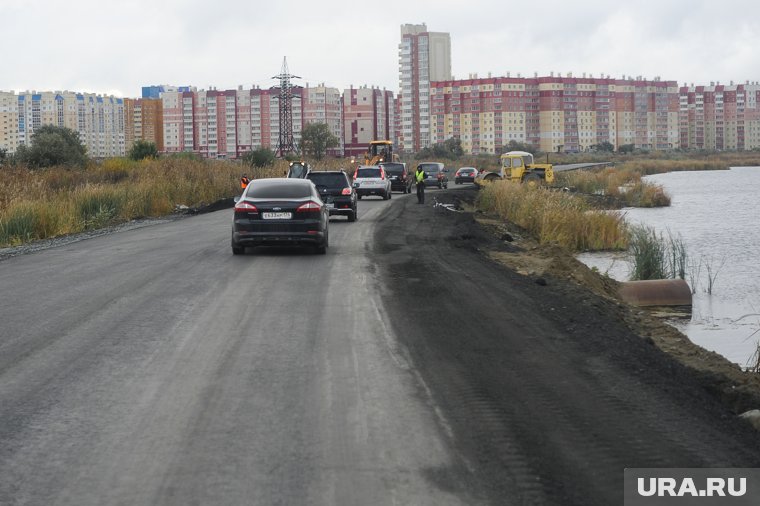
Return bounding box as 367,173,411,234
342,86,395,159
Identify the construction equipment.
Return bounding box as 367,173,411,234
364,140,397,166
286,160,310,178
477,151,554,186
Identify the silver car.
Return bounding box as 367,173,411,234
353,165,392,200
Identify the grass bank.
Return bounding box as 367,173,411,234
555,154,760,208
0,157,282,247
476,181,628,252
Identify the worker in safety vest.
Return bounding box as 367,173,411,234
415,165,427,204
240,174,250,189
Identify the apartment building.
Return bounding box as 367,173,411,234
0,91,19,154
431,75,680,154
399,23,451,153
124,98,164,153
162,86,305,159
302,83,343,156
3,91,125,158
342,86,395,158
679,82,760,150
142,85,192,99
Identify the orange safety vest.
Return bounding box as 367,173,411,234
240,177,250,189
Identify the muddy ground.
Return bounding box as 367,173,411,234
373,186,760,504
459,186,760,414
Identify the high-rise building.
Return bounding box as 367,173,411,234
398,23,451,153
8,91,125,158
142,85,192,99
342,86,395,158
303,83,343,157
679,82,760,150
124,98,164,153
431,75,680,154
162,86,306,159
0,91,19,154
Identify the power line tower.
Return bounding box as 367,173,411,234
272,56,300,157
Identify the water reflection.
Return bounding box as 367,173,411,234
577,166,760,367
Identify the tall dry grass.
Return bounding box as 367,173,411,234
477,181,628,252
0,157,284,247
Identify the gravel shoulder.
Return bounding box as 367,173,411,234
372,186,760,505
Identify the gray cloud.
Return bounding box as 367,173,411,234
2,0,759,97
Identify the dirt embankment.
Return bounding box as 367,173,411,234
454,188,760,415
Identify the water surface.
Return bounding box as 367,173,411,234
578,166,760,367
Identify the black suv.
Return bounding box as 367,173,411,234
306,170,357,222
379,162,412,193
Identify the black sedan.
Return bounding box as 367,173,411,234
231,178,329,255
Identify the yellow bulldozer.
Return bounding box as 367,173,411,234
477,151,554,186
363,140,397,166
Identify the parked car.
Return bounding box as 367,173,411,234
231,178,329,255
454,167,478,184
379,162,412,194
306,170,357,222
417,162,449,189
353,165,392,200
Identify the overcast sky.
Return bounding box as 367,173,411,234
2,0,759,98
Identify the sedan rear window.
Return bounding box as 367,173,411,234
307,173,348,188
246,182,311,199
418,163,441,173
356,168,382,178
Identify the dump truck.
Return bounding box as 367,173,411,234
477,151,554,185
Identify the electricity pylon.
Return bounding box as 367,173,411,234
272,57,300,157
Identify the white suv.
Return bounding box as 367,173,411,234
353,165,392,200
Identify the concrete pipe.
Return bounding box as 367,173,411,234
618,279,692,307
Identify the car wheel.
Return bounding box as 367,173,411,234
444,183,448,189
357,194,362,200
316,230,328,254
438,182,443,189
348,209,357,222
232,245,244,255
388,190,392,199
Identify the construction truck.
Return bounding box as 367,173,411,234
477,151,554,186
364,140,397,166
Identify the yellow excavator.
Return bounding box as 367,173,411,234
364,140,397,166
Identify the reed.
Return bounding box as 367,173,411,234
477,181,628,252
0,157,251,247
627,226,688,280
556,166,671,208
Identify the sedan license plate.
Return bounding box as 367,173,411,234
262,212,292,220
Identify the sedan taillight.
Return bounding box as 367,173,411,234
235,202,258,213
296,201,322,212
341,187,352,195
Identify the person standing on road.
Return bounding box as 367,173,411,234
415,165,427,204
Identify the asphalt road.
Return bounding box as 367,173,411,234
1,184,759,505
